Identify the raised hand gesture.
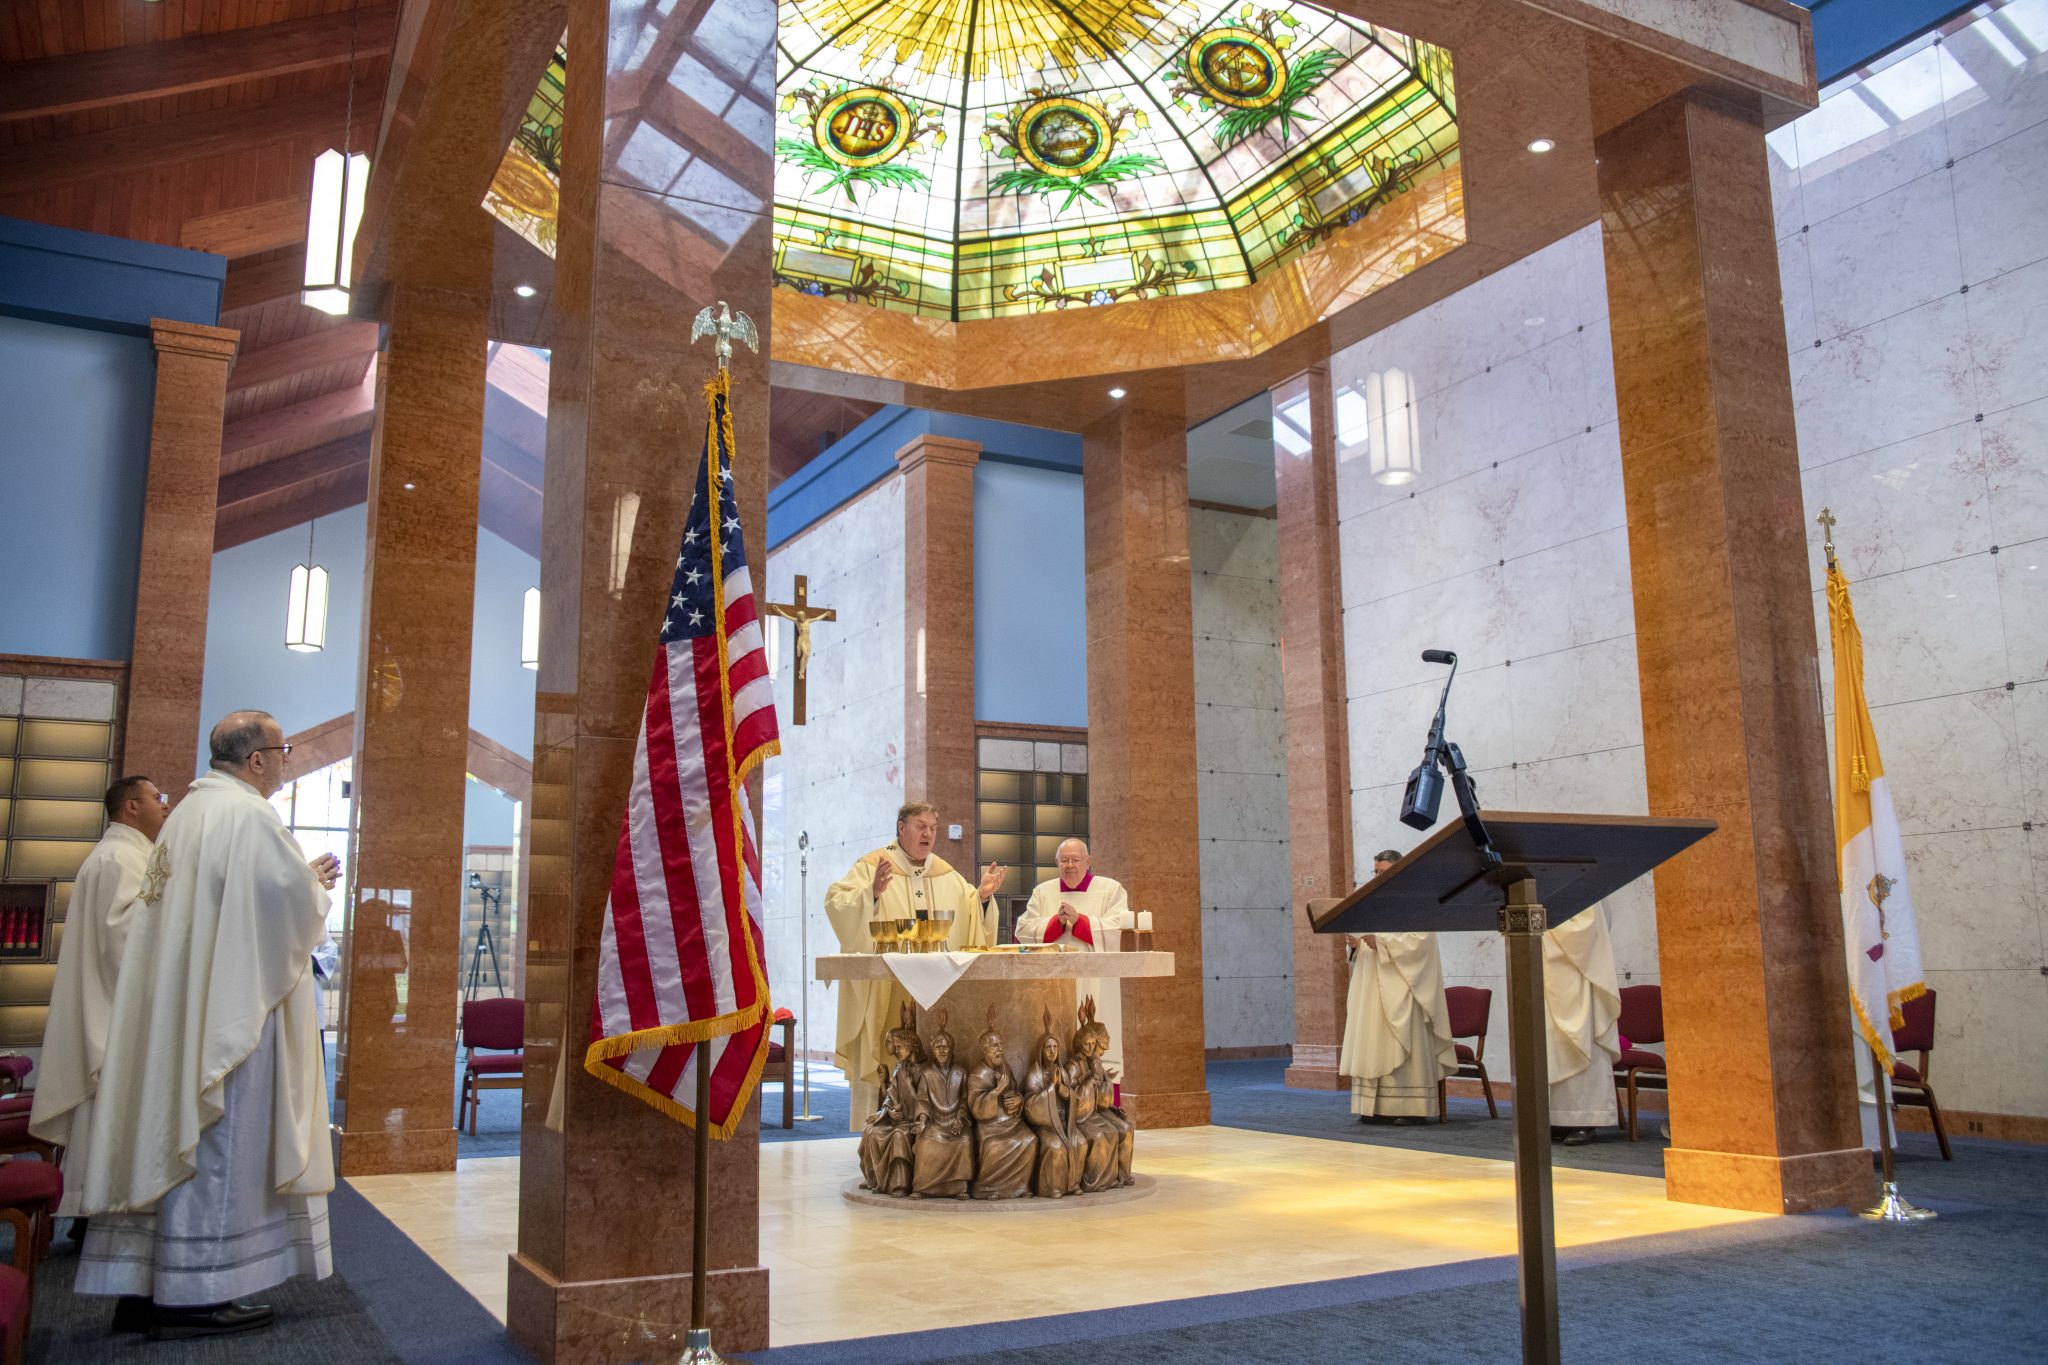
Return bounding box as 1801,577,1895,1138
976,861,1007,902
869,857,896,899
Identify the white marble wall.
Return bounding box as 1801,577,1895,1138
1190,508,1294,1051
1776,3,2048,1121
759,475,907,1053
1332,225,1656,1074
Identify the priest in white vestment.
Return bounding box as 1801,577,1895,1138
78,711,341,1338
1339,850,1456,1122
1015,839,1130,1070
1543,900,1623,1144
31,775,167,1219
824,801,1005,1129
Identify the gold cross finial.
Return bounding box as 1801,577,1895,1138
1817,507,1838,569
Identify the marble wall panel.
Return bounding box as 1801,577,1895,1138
1191,508,1290,1052
1505,637,1646,766
1503,529,1636,660
760,476,907,1043
1346,664,1514,795
1771,7,2048,1120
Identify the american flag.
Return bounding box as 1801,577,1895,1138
583,372,780,1136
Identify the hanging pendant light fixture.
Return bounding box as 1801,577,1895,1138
286,520,331,653
302,3,369,315
521,587,541,670
1365,367,1422,486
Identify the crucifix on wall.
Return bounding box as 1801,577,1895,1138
764,575,837,725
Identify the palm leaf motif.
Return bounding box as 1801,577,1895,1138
776,138,931,205
1212,47,1345,149
987,152,1165,215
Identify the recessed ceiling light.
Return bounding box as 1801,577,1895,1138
514,284,537,298
402,482,417,491
1523,316,1545,327
1528,138,1556,154
1108,387,1127,399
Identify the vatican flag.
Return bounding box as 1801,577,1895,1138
1827,558,1927,1075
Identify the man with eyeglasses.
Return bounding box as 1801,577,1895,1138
77,711,341,1339
31,775,168,1231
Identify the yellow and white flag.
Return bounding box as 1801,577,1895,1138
1827,559,1926,1072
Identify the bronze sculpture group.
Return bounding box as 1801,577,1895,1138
858,1000,1136,1200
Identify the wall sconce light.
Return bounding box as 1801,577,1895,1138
1365,368,1421,486
286,520,330,653
521,587,541,670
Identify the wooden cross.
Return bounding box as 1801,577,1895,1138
764,575,837,725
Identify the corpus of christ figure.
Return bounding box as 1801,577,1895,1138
764,574,837,725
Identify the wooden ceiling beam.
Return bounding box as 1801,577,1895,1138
0,6,401,125
182,197,311,260
230,321,381,394
217,431,373,510
222,369,378,464
215,465,371,553
0,79,383,196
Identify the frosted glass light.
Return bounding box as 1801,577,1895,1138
302,149,370,315
1365,368,1420,486
521,587,541,670
286,562,330,653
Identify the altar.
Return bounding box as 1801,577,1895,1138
814,948,1175,1054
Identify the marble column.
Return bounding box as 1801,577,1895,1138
1598,90,1871,1214
1082,379,1210,1129
896,433,980,869
508,0,776,1358
1270,367,1353,1090
125,319,237,792
335,284,487,1176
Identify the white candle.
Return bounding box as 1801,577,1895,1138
1136,911,1154,932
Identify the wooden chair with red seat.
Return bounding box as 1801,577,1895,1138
1889,988,1952,1161
0,1155,62,1339
1437,985,1498,1121
765,1008,796,1129
1613,983,1667,1141
457,997,525,1136
0,1058,30,1099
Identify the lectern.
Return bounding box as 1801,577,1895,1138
1309,811,1714,1365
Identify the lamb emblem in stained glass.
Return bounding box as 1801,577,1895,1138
778,82,946,203
985,93,1161,214
1170,9,1348,148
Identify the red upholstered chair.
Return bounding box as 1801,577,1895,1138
1890,989,1951,1161
0,1058,29,1099
0,1262,26,1365
765,1008,796,1129
1437,986,1498,1121
0,1116,51,1165
457,998,525,1136
1613,984,1666,1141
0,1157,61,1284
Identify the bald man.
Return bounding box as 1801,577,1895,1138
1017,840,1131,1071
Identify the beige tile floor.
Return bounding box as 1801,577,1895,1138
349,1128,1769,1347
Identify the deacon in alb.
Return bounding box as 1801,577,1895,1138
77,712,341,1338
1339,850,1456,1122
31,775,167,1219
1015,839,1130,1070
1543,900,1623,1145
824,801,1005,1128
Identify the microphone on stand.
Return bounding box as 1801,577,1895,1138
1400,650,1459,830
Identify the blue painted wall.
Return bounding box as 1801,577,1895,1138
0,314,156,661
974,461,1087,727
199,508,541,782
0,215,224,334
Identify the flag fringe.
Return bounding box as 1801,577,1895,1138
584,996,767,1062
579,1019,773,1141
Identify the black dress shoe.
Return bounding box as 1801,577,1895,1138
111,1295,151,1334
1559,1127,1595,1146
148,1300,276,1340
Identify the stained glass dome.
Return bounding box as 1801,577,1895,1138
772,0,1458,321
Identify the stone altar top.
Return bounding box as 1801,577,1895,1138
814,951,1175,983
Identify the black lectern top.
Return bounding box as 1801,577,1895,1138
1307,811,1716,935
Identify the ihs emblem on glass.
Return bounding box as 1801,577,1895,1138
985,91,1159,214
777,82,946,204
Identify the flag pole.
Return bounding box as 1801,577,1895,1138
1821,509,1934,1226
681,1055,727,1361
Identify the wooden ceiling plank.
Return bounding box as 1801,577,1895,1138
0,78,382,196
180,194,308,258
229,319,380,393
0,5,399,124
